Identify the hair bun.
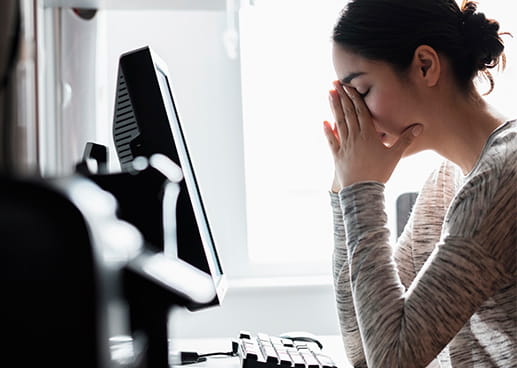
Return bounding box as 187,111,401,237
461,1,504,72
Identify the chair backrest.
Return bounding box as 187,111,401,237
396,191,419,238
0,175,102,367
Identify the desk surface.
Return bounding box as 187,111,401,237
169,335,351,368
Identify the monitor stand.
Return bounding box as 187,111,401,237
124,265,172,368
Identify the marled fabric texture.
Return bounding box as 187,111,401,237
331,120,516,368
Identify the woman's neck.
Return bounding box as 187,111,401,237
427,91,507,175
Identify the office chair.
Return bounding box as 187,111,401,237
0,174,143,368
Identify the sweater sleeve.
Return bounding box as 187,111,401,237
331,191,367,367
392,204,417,289
338,156,515,368
394,160,461,289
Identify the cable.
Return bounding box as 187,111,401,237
173,341,239,366
176,351,205,365
173,350,237,365
199,351,237,359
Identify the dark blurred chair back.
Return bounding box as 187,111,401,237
0,175,105,367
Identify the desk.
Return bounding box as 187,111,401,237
169,335,351,367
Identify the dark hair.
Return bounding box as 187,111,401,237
332,0,507,94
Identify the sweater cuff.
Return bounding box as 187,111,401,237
329,190,341,209
338,182,387,244
329,190,346,232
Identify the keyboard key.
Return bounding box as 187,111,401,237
281,338,295,347
294,340,321,352
287,348,306,368
277,351,293,367
315,353,338,368
269,336,283,345
257,332,270,342
239,330,251,339
299,348,320,368
273,343,288,356
261,342,279,364
242,339,262,361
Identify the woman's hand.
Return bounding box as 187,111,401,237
323,81,422,188
325,122,343,193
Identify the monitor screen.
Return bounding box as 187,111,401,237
112,46,226,310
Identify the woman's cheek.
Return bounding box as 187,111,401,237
366,96,393,127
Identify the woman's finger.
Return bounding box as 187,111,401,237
329,89,348,141
323,120,339,155
332,122,340,142
333,81,360,137
390,124,423,156
343,85,375,134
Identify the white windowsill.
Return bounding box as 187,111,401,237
227,274,334,292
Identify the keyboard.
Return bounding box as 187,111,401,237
236,331,338,368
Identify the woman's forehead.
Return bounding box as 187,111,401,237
332,44,388,80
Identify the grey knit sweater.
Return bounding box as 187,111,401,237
331,120,516,368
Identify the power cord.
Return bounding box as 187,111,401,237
172,340,239,365
175,351,235,365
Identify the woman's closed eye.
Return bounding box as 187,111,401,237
358,88,370,98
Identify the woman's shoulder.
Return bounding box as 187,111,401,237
482,119,516,157
470,119,517,179
454,120,517,203
444,120,516,271
490,119,517,145
445,119,516,225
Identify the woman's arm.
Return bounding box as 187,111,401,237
331,191,367,367
339,164,515,367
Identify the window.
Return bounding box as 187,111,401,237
240,1,347,274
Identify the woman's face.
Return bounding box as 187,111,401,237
332,43,424,148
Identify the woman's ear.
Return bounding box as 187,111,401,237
411,45,441,87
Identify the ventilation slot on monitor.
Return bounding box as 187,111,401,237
113,70,140,171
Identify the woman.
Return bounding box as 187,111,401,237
323,0,516,367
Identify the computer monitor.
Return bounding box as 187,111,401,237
112,46,226,310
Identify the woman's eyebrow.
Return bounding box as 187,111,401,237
340,72,366,85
